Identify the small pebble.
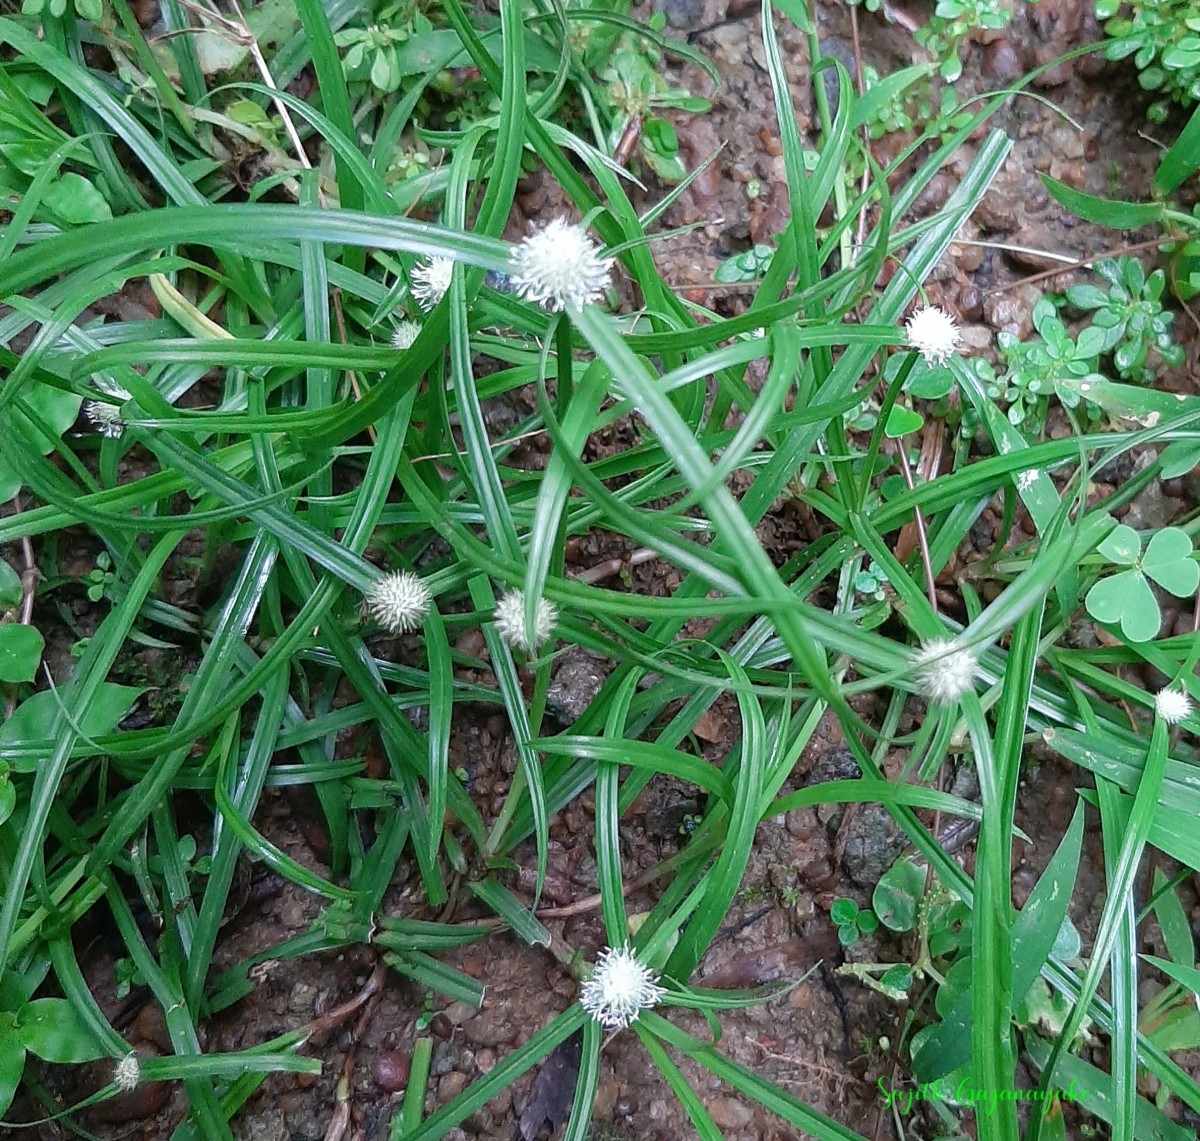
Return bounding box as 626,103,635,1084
372,1049,411,1093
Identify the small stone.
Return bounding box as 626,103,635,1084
438,1072,469,1102
982,38,1024,82
708,1097,754,1128
371,1050,410,1094
984,283,1042,339
842,803,907,887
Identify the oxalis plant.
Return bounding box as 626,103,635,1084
2,0,1200,1139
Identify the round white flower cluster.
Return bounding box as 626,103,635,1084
494,589,557,653
362,570,432,634
510,218,613,313
113,1052,140,1092
905,306,962,367
411,257,454,312
391,320,421,350
579,944,665,1030
911,639,979,704
1155,686,1192,725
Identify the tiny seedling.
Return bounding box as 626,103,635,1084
831,896,880,947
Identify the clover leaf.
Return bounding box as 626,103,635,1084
1085,524,1199,642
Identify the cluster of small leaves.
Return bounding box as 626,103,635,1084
1098,0,1200,121
914,0,1013,83
858,64,943,140
0,74,113,226
335,1,429,94
854,564,889,602
830,898,880,947
20,0,102,22
986,259,1182,432
846,0,1015,151
714,242,776,283
992,297,1108,431
1062,257,1184,383
581,8,711,182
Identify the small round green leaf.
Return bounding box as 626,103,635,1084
830,897,859,926
0,625,43,684
1086,570,1161,642
884,405,924,439
1097,522,1141,565
1142,527,1200,597
16,999,106,1063
873,858,925,932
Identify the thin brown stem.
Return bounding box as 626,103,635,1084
895,443,938,612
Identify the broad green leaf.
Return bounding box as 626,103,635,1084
42,173,112,224
16,998,106,1063
1143,954,1200,996
23,383,85,451
1024,1033,1193,1141
1154,102,1200,195
914,803,1084,1082
1097,523,1140,565
0,775,13,828
0,683,145,768
0,559,21,609
1159,440,1200,479
0,624,43,683
1142,528,1199,597
1041,175,1166,229
1086,570,1160,642
1149,873,1194,972
0,1015,24,1118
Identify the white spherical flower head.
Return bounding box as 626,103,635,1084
391,320,421,350
1155,686,1192,725
84,400,125,438
362,570,433,634
911,638,979,703
905,306,962,367
84,383,132,439
510,217,614,313
494,589,557,653
411,257,454,312
579,944,666,1030
113,1052,140,1092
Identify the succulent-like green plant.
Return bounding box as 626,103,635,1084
1062,256,1184,384
993,297,1107,430
1098,0,1200,121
